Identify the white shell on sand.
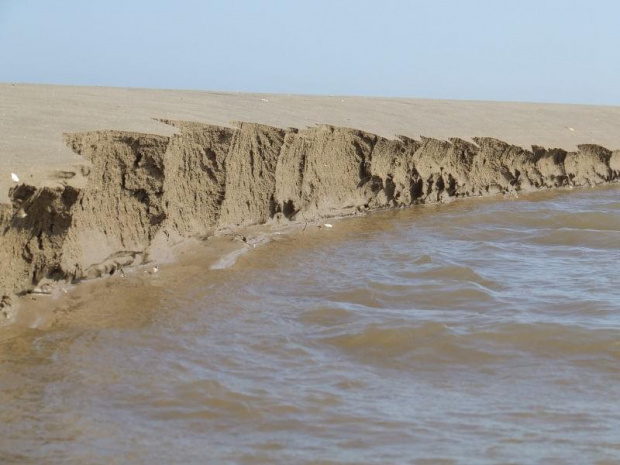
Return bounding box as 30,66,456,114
11,173,19,183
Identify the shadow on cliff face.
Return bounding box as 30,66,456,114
1,119,619,316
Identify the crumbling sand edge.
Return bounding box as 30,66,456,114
1,120,619,322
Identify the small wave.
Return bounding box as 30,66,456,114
473,322,620,361
321,323,505,367
395,264,502,291
210,247,248,270
528,228,620,249
322,276,499,314
437,206,620,235
327,287,389,310
299,306,355,327
141,379,303,422
412,254,433,265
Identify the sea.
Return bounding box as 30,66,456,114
1,186,619,464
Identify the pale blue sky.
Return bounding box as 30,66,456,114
1,0,619,104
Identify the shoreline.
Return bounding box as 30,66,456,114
1,119,619,324
1,86,620,325
5,182,619,333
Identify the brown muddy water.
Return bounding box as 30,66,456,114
1,187,619,464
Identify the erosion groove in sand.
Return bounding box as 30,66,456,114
1,120,619,317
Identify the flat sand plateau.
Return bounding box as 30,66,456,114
2,83,620,203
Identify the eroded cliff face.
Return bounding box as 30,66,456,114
219,123,287,228
159,120,234,238
275,126,379,219
1,119,619,318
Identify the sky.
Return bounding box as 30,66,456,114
1,0,619,104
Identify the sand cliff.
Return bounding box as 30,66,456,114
1,117,619,318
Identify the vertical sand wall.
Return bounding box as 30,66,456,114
1,120,619,317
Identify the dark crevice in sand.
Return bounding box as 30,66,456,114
1,120,620,320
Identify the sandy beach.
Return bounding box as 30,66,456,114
1,83,620,320
2,83,620,203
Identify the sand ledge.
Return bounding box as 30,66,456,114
1,119,620,322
